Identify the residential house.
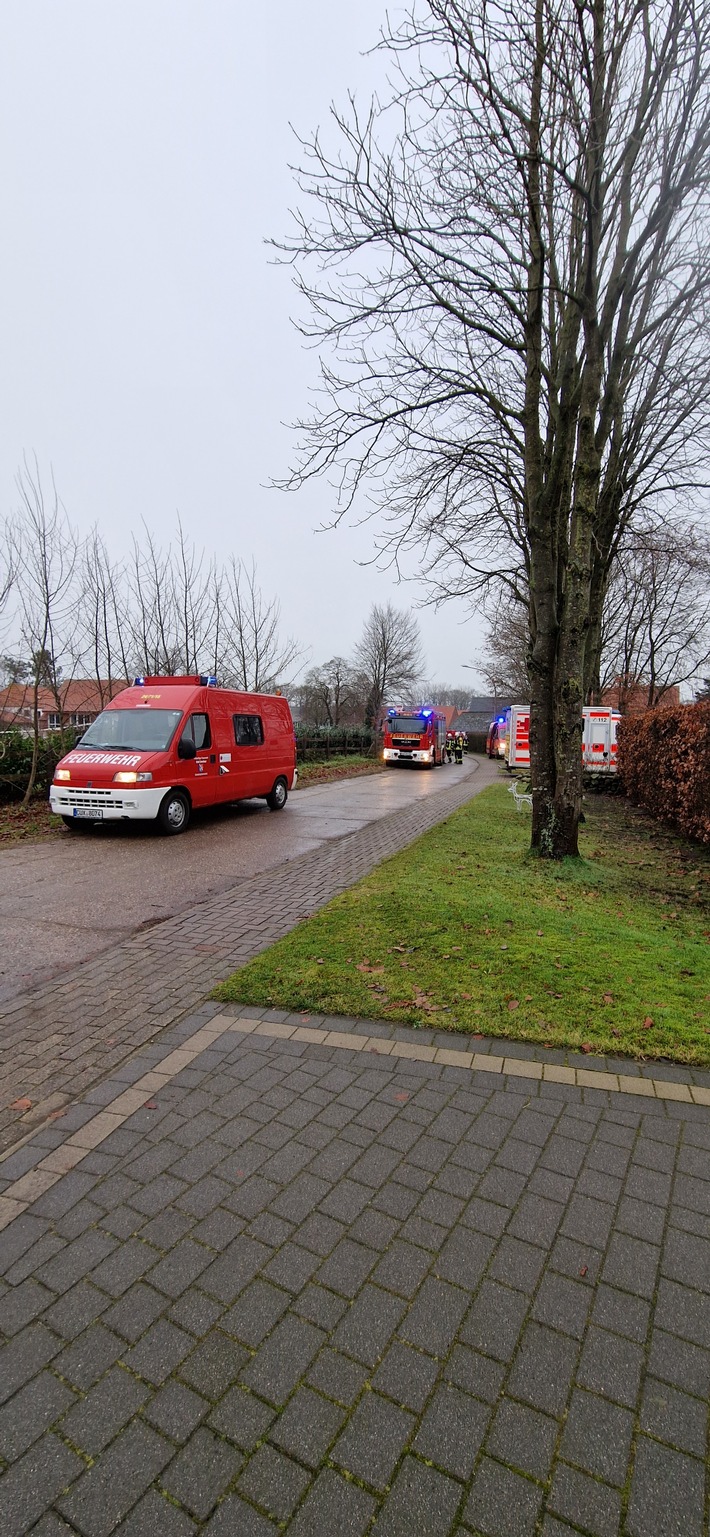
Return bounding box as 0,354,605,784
0,680,125,737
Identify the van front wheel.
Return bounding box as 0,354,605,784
157,790,190,835
266,777,288,811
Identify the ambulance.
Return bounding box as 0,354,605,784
505,705,531,768
503,704,621,773
582,707,622,772
50,675,297,834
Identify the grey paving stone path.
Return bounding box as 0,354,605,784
0,1006,708,1536
0,758,496,1154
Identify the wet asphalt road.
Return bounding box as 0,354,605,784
0,761,479,1003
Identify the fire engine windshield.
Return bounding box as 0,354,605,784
390,716,427,734
76,709,183,753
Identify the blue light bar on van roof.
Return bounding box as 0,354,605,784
134,676,146,686
199,674,218,687
421,709,432,717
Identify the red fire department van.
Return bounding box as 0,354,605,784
50,675,297,834
383,707,447,766
503,704,621,773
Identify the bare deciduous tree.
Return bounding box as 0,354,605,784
355,602,424,726
9,458,79,802
297,656,365,725
600,522,710,706
478,604,531,702
0,515,15,632
173,518,220,675
423,684,472,709
220,558,302,692
78,530,131,703
280,0,710,854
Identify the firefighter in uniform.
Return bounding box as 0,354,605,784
454,732,464,764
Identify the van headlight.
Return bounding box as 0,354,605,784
55,769,71,781
113,771,153,783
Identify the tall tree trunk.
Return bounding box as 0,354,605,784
22,673,42,808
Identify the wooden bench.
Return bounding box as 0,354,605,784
508,781,533,812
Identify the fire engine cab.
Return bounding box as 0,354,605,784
50,676,297,835
383,708,447,766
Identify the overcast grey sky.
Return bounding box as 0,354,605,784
0,0,486,687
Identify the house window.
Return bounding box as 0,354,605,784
48,713,61,729
70,713,93,727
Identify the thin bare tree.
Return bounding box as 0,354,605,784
279,0,710,853
599,521,710,705
220,557,301,691
8,457,80,803
297,656,366,725
478,602,531,702
78,530,132,703
0,514,16,632
173,517,219,675
354,602,424,726
422,684,472,709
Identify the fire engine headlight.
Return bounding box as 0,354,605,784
113,771,153,784
55,769,71,781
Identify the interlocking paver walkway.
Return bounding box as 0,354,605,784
0,759,496,1153
0,1005,708,1535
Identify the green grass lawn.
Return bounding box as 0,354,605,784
214,783,710,1064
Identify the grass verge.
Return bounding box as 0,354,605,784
0,802,63,844
296,757,386,788
214,783,710,1064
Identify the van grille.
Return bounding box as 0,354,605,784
55,790,126,810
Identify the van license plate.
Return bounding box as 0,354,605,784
73,808,102,819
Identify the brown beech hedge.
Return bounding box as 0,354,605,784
618,702,710,844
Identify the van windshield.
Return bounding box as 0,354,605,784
76,709,183,753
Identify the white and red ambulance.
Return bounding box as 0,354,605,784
582,707,622,772
505,705,531,769
504,704,621,773
50,675,297,834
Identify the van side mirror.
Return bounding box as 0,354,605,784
178,737,196,760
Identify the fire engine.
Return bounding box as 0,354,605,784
500,705,622,773
486,713,509,759
383,708,447,767
50,675,297,834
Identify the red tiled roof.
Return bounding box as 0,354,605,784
0,679,125,719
